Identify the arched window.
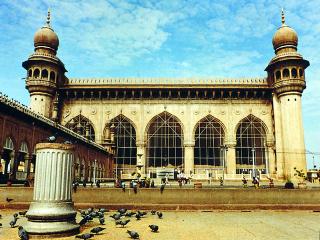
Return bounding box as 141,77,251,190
19,141,29,153
299,69,304,77
111,115,137,173
65,115,95,141
4,137,14,150
50,71,55,81
291,68,297,78
34,69,40,79
147,112,183,169
275,70,281,80
235,115,267,174
41,69,48,79
194,115,225,168
28,69,32,77
283,68,289,78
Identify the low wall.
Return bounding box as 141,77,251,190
1,187,320,210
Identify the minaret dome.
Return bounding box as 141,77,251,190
272,9,298,53
34,10,59,52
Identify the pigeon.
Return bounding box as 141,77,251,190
75,233,94,239
118,208,127,215
110,213,121,220
157,211,163,219
115,219,130,227
98,208,108,213
151,210,156,215
125,211,136,217
149,224,159,232
79,214,93,226
99,217,105,225
13,213,19,218
46,132,58,142
10,217,18,228
122,182,126,192
0,214,2,218
90,227,106,234
18,226,29,240
19,211,27,217
160,183,165,194
137,211,147,217
127,230,140,239
0,223,2,227
6,197,13,203
79,218,88,226
135,213,141,220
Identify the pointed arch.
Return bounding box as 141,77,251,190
193,115,226,168
3,137,15,150
65,114,95,141
146,111,184,169
235,114,268,174
19,141,29,154
109,114,137,173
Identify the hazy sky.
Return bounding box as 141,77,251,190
0,0,319,168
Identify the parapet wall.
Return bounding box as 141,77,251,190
1,188,319,210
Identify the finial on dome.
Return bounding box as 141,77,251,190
46,9,51,27
281,8,285,25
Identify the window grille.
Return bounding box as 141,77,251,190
111,115,137,172
65,114,95,141
147,112,183,169
236,115,267,174
194,115,224,168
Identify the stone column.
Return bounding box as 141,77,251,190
226,142,236,176
24,143,79,237
267,144,276,176
184,142,195,177
136,141,146,174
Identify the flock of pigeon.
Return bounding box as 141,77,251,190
0,204,163,239
0,208,29,240
76,207,163,239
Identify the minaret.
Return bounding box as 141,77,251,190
22,10,67,120
265,9,309,179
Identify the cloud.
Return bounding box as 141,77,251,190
0,0,319,165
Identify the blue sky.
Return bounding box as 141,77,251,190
0,0,319,168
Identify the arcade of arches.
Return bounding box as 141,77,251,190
63,108,273,180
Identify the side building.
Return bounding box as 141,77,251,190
22,10,309,180
0,93,114,184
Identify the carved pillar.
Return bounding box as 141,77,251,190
184,141,195,177
267,142,276,176
9,150,16,181
24,143,79,237
226,142,236,176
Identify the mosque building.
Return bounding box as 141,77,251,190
21,10,309,181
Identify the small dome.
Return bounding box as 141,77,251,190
33,10,59,50
34,26,59,50
272,10,298,52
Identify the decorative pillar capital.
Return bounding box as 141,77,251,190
136,141,146,147
184,141,195,147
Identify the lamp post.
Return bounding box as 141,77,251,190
220,145,228,181
251,148,256,178
93,159,97,184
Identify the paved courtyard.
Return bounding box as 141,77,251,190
0,209,319,240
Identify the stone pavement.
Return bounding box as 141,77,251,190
0,209,319,240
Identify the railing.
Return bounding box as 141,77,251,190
66,77,268,85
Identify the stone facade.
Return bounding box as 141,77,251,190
22,10,309,180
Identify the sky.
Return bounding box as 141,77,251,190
0,0,319,168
